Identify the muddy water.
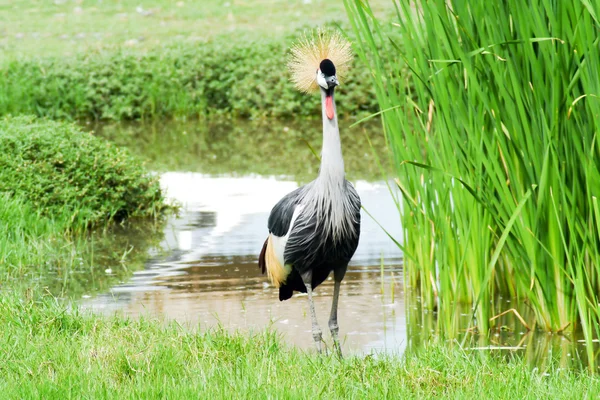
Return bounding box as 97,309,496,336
83,172,406,354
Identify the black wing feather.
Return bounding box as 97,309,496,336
258,238,268,273
259,185,305,274
267,186,305,236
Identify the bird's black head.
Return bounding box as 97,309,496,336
320,59,336,77
316,58,339,90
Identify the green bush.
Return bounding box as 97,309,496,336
0,116,167,227
0,38,378,121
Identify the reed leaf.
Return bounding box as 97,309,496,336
344,0,600,369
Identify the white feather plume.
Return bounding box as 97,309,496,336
287,28,353,93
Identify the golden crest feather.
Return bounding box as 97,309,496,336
287,29,353,93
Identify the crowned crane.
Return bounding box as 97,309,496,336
258,31,361,356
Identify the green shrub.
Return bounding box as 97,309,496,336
0,116,167,228
0,37,379,121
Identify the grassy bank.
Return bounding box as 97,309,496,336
0,116,168,296
1,295,598,399
0,193,75,277
1,0,393,58
0,37,379,121
0,0,398,121
344,0,600,364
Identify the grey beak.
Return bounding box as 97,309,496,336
326,75,339,88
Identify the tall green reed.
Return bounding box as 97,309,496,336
344,0,600,367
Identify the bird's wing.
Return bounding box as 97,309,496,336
258,186,306,280
267,186,305,236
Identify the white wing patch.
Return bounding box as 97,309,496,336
266,205,304,287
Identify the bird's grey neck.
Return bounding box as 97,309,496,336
318,88,345,186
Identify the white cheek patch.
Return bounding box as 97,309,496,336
316,70,328,89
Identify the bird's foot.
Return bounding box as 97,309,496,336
312,330,323,354
329,320,343,358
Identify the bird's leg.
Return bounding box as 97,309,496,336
329,267,346,358
301,271,323,354
329,279,342,357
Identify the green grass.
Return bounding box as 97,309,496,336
344,0,600,368
0,193,72,272
0,294,598,399
0,0,392,59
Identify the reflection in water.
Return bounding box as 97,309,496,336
24,220,166,299
83,173,405,355
91,118,389,182
187,211,217,229
406,293,600,371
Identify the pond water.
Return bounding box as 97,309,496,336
83,173,405,355
81,118,406,355
70,119,597,366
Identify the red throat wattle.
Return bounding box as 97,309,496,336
325,95,334,120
